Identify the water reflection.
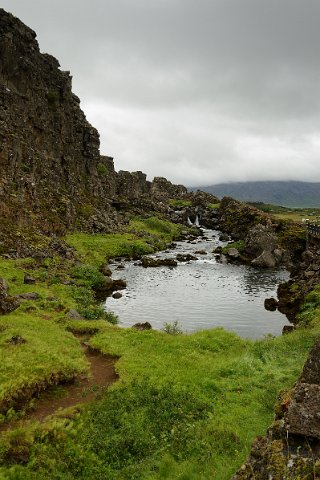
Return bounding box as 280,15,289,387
106,229,290,339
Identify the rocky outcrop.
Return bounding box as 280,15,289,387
0,8,123,245
218,197,306,268
277,240,320,322
232,339,320,479
0,277,19,314
0,9,198,256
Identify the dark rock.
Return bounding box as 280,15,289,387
116,265,125,270
112,278,127,290
218,254,228,264
284,383,320,438
141,257,177,268
264,297,278,311
132,322,152,330
16,292,39,300
99,264,112,276
8,335,26,345
194,250,207,255
23,274,36,285
282,325,295,334
300,338,320,385
176,253,198,262
0,296,20,314
112,292,122,299
232,338,320,479
219,233,230,241
0,278,8,298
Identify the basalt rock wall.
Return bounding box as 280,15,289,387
218,196,306,267
0,9,187,254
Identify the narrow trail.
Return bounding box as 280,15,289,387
1,341,118,432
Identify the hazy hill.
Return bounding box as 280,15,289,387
192,181,320,208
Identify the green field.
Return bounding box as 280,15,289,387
249,202,320,224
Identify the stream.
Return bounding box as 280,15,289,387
106,229,290,339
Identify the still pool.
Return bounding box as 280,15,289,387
106,229,290,339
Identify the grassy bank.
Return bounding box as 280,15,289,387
0,216,319,479
0,216,185,422
65,216,184,265
0,323,317,479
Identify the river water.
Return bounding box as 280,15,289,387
106,229,290,339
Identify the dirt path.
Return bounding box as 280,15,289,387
1,342,118,431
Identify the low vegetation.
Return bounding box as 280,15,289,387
66,216,183,265
0,215,320,479
0,323,317,479
249,202,320,224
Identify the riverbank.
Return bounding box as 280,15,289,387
0,214,319,479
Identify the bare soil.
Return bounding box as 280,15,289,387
0,342,118,431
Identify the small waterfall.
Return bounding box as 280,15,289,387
187,215,200,227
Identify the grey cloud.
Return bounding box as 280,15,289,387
2,0,320,184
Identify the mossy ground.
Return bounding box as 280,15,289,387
65,216,183,265
0,216,320,479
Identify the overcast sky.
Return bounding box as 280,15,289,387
2,1,320,186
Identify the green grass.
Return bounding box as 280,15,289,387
0,313,87,417
65,232,153,265
1,324,316,479
221,240,245,254
250,203,320,224
1,222,320,479
65,216,184,265
168,199,192,208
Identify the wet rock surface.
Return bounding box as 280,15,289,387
140,256,178,268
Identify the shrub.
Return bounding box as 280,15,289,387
162,320,183,335
97,163,108,176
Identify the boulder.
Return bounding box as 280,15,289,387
132,322,152,330
99,264,112,276
251,250,276,268
141,257,177,268
112,292,122,299
226,248,240,259
219,233,230,242
0,278,8,298
23,274,36,284
67,309,84,319
0,296,20,315
264,297,278,311
246,223,277,256
176,253,198,262
112,278,127,290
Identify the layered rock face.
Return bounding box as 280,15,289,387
232,339,320,479
0,9,188,254
218,196,306,267
0,8,121,237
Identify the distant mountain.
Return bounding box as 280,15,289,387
191,181,320,208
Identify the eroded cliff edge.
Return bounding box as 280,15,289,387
0,8,193,256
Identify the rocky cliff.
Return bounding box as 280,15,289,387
0,9,188,255
218,196,306,268
233,338,320,479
